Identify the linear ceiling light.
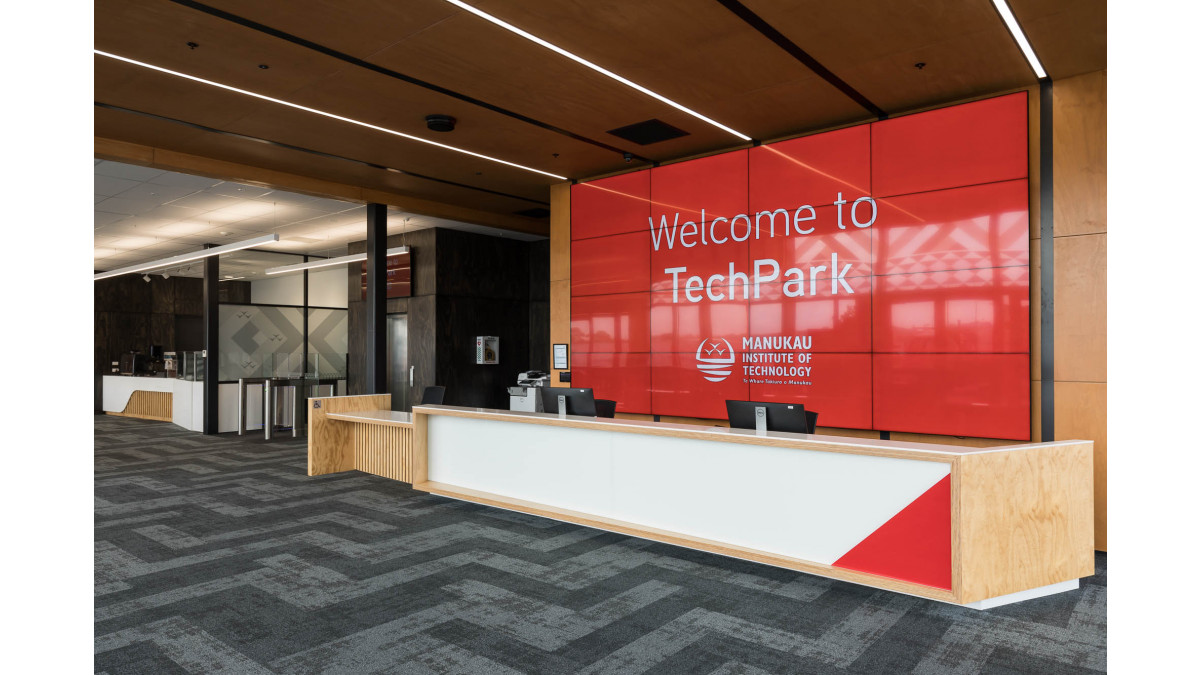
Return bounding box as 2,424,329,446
440,0,752,142
990,0,1047,79
93,234,280,281
93,50,567,180
264,246,410,276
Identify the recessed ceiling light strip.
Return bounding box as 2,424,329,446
440,0,752,142
93,50,568,180
990,0,1047,79
93,234,280,281
264,246,410,276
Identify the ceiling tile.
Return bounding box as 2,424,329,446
116,182,200,203
94,160,165,181
165,193,244,211
147,172,223,189
95,211,129,227
209,182,274,198
94,174,142,196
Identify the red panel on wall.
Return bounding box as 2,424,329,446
572,170,651,240
872,92,1028,197
749,125,871,211
873,267,1030,354
571,231,651,297
747,205,872,281
873,354,1031,440
650,150,749,228
832,475,952,590
573,352,652,414
650,289,749,354
874,180,1029,276
568,93,1030,439
748,354,872,429
571,292,651,353
749,279,871,353
651,351,749,420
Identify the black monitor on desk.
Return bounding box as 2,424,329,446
726,400,811,434
540,387,597,417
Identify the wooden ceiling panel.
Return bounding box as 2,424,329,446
1009,0,1106,80
95,0,350,96
94,57,271,129
242,65,620,181
371,0,849,145
739,0,1037,113
219,98,559,202
366,14,734,153
95,108,549,219
197,0,458,60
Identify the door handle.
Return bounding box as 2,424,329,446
409,365,414,386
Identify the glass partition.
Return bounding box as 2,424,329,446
218,304,305,380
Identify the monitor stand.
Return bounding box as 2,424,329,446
754,405,767,435
558,395,567,419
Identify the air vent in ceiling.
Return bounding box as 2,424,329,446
515,207,551,219
606,118,689,145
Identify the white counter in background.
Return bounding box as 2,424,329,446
102,375,174,413
171,380,205,432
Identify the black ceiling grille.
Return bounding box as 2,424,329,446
515,207,551,218
606,119,690,145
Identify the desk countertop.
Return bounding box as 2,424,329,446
410,404,1083,459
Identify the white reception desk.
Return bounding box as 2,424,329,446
307,398,1094,610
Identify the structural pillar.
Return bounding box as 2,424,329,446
202,244,219,435
365,203,388,394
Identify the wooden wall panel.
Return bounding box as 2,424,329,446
1053,70,1107,237
550,183,571,386
1056,381,1107,551
1053,234,1107,383
1052,70,1107,550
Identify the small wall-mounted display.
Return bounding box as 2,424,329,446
553,344,569,370
475,336,499,364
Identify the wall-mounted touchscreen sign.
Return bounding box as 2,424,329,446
570,92,1030,439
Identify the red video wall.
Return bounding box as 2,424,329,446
570,92,1030,439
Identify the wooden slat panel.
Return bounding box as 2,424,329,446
955,442,1094,603
108,390,173,422
352,423,416,484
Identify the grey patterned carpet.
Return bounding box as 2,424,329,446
95,415,1107,674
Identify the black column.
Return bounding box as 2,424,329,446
365,203,388,394
202,245,219,435
1039,79,1054,442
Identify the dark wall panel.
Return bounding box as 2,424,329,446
94,275,205,411
437,296,529,409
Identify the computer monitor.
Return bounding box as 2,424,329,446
725,400,811,434
540,387,597,417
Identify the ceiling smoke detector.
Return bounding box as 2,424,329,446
425,114,456,132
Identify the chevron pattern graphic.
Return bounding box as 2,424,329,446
95,415,1107,674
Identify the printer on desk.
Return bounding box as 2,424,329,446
508,371,550,412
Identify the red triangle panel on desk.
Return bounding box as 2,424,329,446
832,474,952,590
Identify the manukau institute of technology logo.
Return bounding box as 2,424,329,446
695,338,735,382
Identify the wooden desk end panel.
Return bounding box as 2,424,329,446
411,411,429,485
956,442,1094,603
308,395,390,476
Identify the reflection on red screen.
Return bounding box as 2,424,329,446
750,353,872,430
873,354,1030,440
572,170,651,240
872,93,1027,197
571,92,1031,438
573,352,652,414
